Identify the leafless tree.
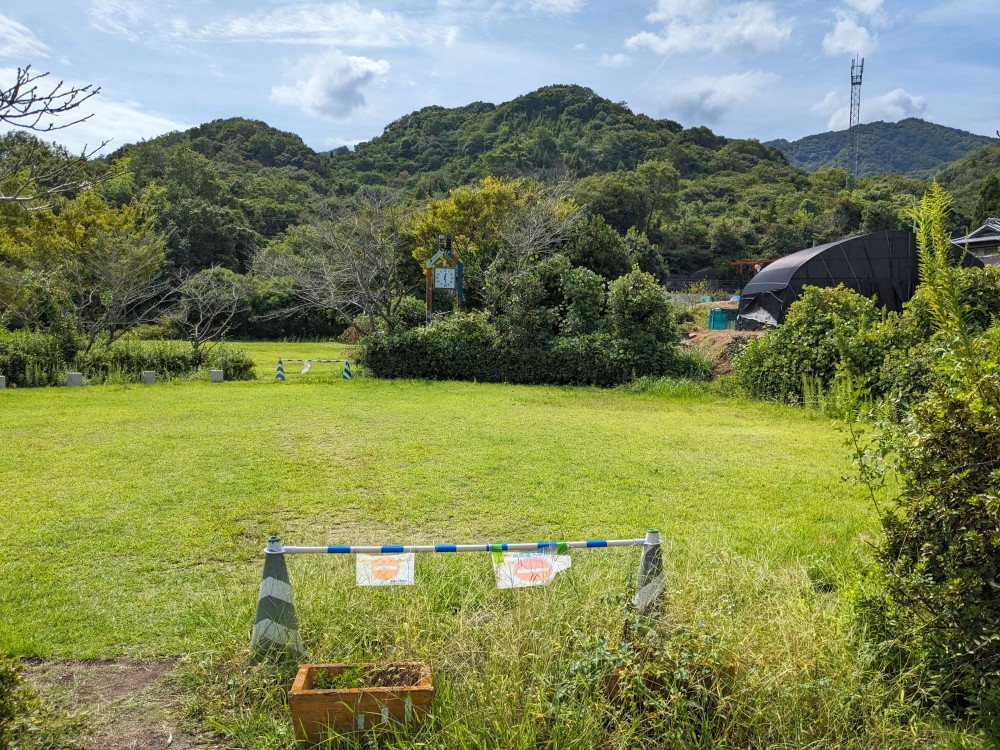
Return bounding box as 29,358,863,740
0,66,109,206
476,182,582,311
170,267,251,356
254,190,417,334
1,65,100,132
61,230,173,353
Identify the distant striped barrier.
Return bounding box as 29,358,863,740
275,358,351,380
251,531,664,660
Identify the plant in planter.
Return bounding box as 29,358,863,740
288,662,433,742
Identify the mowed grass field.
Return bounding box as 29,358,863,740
0,343,872,660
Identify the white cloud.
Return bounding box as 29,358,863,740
3,93,188,153
324,135,363,150
600,53,629,68
0,14,50,59
667,70,776,124
197,3,449,48
270,50,390,120
517,0,584,12
810,90,842,117
646,0,716,23
626,1,793,57
843,0,884,17
822,13,877,56
823,87,927,130
73,99,187,149
87,0,146,42
437,0,583,16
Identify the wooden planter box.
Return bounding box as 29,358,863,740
288,662,433,742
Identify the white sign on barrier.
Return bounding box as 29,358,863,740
356,553,415,586
493,551,571,588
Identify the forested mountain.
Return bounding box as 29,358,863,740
106,118,330,272
766,118,995,177
6,81,1000,347
78,86,996,281
326,85,689,196
935,143,1000,217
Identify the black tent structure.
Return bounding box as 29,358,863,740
736,230,982,330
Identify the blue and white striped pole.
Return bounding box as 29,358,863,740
253,531,663,656
271,537,647,555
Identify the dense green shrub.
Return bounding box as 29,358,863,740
733,285,884,403
0,333,254,386
202,345,256,380
0,330,78,387
864,383,1000,724
77,340,202,381
0,655,38,748
547,333,622,386
79,341,255,382
734,267,1000,408
608,267,681,377
361,312,501,382
360,308,708,387
858,185,1000,729
560,266,605,336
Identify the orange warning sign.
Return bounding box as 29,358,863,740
494,551,571,588
370,556,402,581
356,553,414,586
513,556,554,583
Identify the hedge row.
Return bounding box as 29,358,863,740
359,312,710,386
733,269,1000,406
0,331,255,387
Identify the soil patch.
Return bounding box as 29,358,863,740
682,329,760,376
24,659,218,750
312,663,422,690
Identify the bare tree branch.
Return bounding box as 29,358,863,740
254,190,418,333
170,267,251,355
477,182,581,311
1,66,100,132
0,66,113,206
0,131,111,207
59,229,174,353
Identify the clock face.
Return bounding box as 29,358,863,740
434,267,456,289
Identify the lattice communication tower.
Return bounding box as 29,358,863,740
847,55,864,188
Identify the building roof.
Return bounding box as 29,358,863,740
952,218,1000,247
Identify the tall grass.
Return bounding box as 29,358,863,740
1,369,986,747
178,550,981,749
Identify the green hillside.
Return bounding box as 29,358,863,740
935,143,1000,216
76,86,994,289
767,118,994,177
326,84,689,195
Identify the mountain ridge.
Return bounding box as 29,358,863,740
765,118,995,177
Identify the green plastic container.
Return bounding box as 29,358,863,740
708,308,737,330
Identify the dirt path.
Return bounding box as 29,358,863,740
682,329,759,376
24,659,219,750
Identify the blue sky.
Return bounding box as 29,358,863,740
3,1,998,154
